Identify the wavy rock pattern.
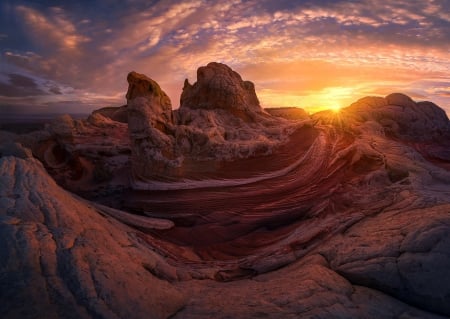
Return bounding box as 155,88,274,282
0,156,185,319
1,63,450,318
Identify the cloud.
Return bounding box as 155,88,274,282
0,0,449,115
8,73,38,88
16,5,90,51
49,86,62,95
0,73,45,97
0,82,43,98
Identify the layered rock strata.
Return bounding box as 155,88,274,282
126,63,302,186
2,62,450,318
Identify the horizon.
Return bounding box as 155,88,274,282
0,0,449,115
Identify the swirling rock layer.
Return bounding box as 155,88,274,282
125,64,301,184
1,63,450,318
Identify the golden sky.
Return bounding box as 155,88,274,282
0,0,449,115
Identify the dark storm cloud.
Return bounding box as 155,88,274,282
8,73,38,88
0,82,44,97
48,86,61,94
0,73,45,97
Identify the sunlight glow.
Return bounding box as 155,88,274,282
260,86,354,114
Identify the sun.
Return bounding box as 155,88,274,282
259,86,352,114
329,104,342,113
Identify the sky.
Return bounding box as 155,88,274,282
0,0,449,115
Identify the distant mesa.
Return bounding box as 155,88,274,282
266,107,310,120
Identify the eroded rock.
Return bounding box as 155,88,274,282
126,71,179,180
3,64,450,319
125,63,302,186
0,156,185,319
344,93,450,140
180,62,262,116
319,204,450,316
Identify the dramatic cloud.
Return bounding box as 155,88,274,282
0,0,449,114
0,73,45,97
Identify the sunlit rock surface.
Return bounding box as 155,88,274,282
1,62,450,318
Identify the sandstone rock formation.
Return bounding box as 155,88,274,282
344,93,450,140
126,71,179,181
0,112,130,206
2,152,449,318
172,252,449,318
0,141,33,159
92,105,128,123
126,71,173,129
125,64,304,188
1,63,450,318
320,204,450,316
0,156,185,319
180,62,261,115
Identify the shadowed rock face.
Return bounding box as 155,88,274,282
124,63,301,184
2,147,450,318
92,105,128,123
180,62,261,116
0,113,131,206
0,156,185,319
344,93,450,140
126,71,173,132
126,71,179,180
2,63,450,318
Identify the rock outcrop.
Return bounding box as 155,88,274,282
92,105,128,123
172,252,449,318
344,93,450,140
180,62,262,116
126,71,179,181
1,113,131,205
125,64,303,187
2,63,450,318
0,141,33,159
2,153,449,318
320,204,450,316
0,156,185,319
126,71,173,129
